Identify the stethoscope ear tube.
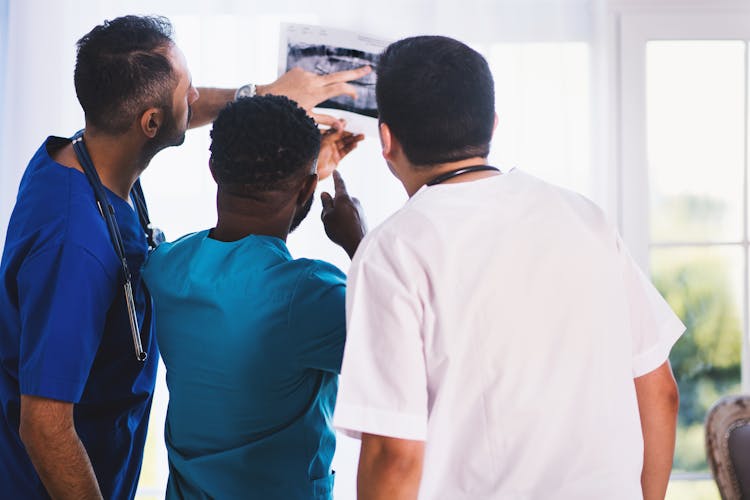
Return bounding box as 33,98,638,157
71,131,150,363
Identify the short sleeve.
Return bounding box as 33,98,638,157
289,261,347,374
334,233,428,441
618,236,686,377
17,243,117,402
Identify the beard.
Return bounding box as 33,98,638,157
142,105,189,163
289,194,314,233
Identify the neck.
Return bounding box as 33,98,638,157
83,128,148,200
210,189,294,243
402,157,495,197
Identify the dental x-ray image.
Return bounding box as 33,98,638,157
286,43,380,117
280,24,390,132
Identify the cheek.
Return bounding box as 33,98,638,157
176,101,190,121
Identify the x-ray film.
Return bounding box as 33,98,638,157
280,24,391,136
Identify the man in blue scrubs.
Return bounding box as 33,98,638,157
0,15,369,499
141,95,366,499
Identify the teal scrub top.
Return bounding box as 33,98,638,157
142,230,346,499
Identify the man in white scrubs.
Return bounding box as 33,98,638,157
334,35,683,500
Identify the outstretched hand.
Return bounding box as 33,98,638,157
321,170,367,259
260,66,372,127
317,124,365,181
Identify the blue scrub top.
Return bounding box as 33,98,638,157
0,136,159,499
142,230,346,500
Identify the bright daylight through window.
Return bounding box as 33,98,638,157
647,40,747,497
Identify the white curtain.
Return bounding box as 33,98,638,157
0,0,610,497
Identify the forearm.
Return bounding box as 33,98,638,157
640,413,677,500
189,87,236,128
20,396,102,500
635,361,680,500
358,434,424,500
189,82,287,129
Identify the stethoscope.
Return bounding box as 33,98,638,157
71,130,164,362
425,165,501,186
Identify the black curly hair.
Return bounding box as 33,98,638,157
209,95,321,193
75,16,176,134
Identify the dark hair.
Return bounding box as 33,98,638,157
74,15,176,134
376,36,495,166
209,95,321,192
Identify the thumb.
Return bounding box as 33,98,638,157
320,191,334,212
312,112,340,129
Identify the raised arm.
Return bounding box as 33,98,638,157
634,360,680,500
189,66,372,129
19,395,103,499
358,433,425,500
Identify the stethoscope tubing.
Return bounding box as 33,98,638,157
71,131,149,362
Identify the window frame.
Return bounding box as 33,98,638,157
615,2,750,482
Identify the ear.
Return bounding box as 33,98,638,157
297,173,318,206
492,112,499,136
208,157,220,183
140,107,165,139
380,121,407,162
379,122,393,162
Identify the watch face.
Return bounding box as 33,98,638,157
236,84,256,99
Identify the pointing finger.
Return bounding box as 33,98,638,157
322,65,372,85
332,170,348,197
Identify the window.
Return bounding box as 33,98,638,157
647,41,745,475
618,9,750,498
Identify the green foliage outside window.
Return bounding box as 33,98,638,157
650,197,742,472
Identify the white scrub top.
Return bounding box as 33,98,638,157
335,169,684,500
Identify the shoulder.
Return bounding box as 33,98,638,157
513,170,617,246
18,239,119,287
352,204,435,274
292,258,346,290
286,259,346,325
517,170,608,219
149,231,204,259
142,231,204,276
8,148,121,278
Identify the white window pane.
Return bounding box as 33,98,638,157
647,41,746,242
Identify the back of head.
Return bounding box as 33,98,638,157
376,36,495,167
209,95,321,196
74,15,176,134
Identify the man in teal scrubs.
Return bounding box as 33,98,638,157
142,95,366,499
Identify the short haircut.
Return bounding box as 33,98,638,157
376,36,495,167
209,95,321,193
74,15,176,134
